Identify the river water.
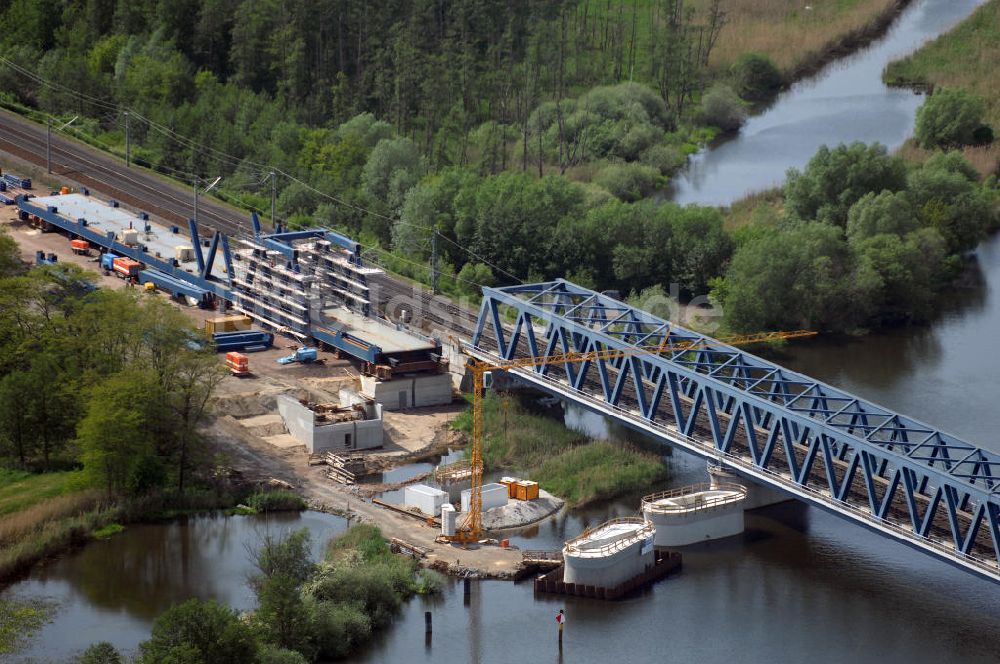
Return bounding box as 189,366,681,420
6,1,1000,662
3,511,347,662
669,0,987,206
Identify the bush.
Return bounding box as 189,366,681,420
914,89,988,149
78,642,122,664
415,569,446,595
845,190,919,242
639,144,686,175
594,162,660,202
246,491,306,513
255,645,309,664
697,84,746,132
311,601,372,660
139,599,258,664
731,53,783,101
785,142,907,226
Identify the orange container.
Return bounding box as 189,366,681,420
516,480,539,501
70,239,89,254
500,477,519,498
225,352,249,375
112,257,141,277
59,186,70,195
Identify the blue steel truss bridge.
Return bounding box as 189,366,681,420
467,279,1000,583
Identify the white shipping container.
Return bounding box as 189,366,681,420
441,504,457,537
461,483,509,512
403,484,448,516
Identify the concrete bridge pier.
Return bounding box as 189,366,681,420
708,463,793,510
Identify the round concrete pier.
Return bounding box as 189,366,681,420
562,517,655,588
708,463,792,509
642,483,747,547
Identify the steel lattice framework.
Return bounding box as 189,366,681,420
470,279,1000,582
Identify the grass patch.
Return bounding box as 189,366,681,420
246,490,306,513
533,441,667,506
454,394,667,506
0,469,83,516
884,0,1000,176
91,523,125,539
0,597,54,656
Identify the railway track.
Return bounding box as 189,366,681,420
0,109,481,341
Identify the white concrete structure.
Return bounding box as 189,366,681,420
440,503,457,537
460,483,508,513
708,463,792,509
404,484,449,517
361,372,453,410
562,518,655,588
642,483,747,547
276,393,383,454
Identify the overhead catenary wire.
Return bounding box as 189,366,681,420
0,57,523,284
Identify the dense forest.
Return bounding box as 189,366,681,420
0,0,996,332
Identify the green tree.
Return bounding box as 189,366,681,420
785,143,907,226
139,599,258,664
851,229,946,324
77,642,123,664
666,205,732,294
717,221,856,331
0,228,23,278
731,53,783,101
250,529,316,654
845,190,919,242
914,88,988,149
77,371,163,497
697,84,746,132
908,154,995,253
255,645,309,664
456,263,495,297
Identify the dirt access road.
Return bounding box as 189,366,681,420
209,405,525,579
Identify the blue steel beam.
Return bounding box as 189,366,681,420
469,278,1000,582
187,218,206,275
19,199,233,301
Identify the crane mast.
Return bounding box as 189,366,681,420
445,329,817,544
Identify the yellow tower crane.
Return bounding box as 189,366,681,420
447,329,817,544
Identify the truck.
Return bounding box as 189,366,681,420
105,255,141,280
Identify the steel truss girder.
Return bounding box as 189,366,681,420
471,279,1000,581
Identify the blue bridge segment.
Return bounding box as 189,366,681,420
469,278,1000,582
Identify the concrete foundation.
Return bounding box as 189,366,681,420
708,463,792,510
642,484,747,547
276,393,383,454
461,483,509,513
562,518,655,588
361,372,453,410
403,484,448,516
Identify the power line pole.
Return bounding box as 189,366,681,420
46,117,51,174
270,171,277,230
193,177,199,224
431,230,439,295
124,111,130,168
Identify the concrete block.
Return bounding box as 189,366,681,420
404,484,448,517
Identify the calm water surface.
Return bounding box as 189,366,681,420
669,0,988,205
8,3,1000,661
4,511,347,662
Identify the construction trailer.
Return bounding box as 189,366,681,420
16,191,452,406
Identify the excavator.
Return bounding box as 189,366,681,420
445,328,817,544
